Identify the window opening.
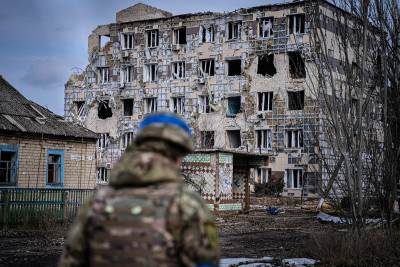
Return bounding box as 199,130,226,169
227,59,241,76
98,100,112,119
227,130,241,148
288,91,304,110
258,54,277,77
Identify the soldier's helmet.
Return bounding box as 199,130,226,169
135,112,193,155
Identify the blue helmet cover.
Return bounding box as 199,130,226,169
139,113,192,137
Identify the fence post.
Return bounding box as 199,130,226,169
62,190,69,224
1,191,10,226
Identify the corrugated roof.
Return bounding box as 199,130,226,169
0,76,98,140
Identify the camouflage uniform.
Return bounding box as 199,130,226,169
59,116,220,267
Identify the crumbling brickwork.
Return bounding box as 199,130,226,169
65,2,331,197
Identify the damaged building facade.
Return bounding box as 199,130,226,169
65,1,351,201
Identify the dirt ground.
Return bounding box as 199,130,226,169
0,198,339,267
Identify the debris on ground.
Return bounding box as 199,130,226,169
282,258,319,267
266,207,285,215
317,211,383,225
220,257,319,267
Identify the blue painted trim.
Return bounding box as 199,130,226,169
0,144,19,185
46,149,64,188
139,113,192,136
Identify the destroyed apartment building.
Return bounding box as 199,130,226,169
64,0,363,203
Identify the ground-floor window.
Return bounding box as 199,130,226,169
47,149,64,186
0,145,18,185
285,169,303,189
257,167,271,184
97,167,109,184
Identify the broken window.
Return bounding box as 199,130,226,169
100,35,111,49
286,169,303,188
47,150,63,186
97,133,110,149
99,67,110,84
97,167,109,184
171,96,185,114
144,64,158,82
0,146,18,185
121,132,134,149
288,51,306,78
258,92,273,112
288,91,304,110
227,130,241,148
257,167,271,184
144,97,158,113
74,101,85,115
199,59,215,77
227,59,242,76
288,14,305,34
121,33,134,49
228,21,242,40
122,66,134,83
256,129,272,150
86,71,96,84
173,27,186,45
98,100,113,119
198,95,214,113
227,96,241,116
286,129,303,148
123,99,134,116
172,61,186,79
146,29,159,48
258,54,277,77
201,25,215,42
200,131,215,149
259,17,274,38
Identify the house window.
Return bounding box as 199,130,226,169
227,59,242,76
227,96,241,116
227,130,241,148
256,129,272,150
99,67,110,84
47,150,63,186
121,33,134,49
97,167,109,184
199,95,214,113
201,25,215,42
146,29,159,48
123,99,134,116
144,64,158,82
257,167,271,184
258,92,273,112
259,17,273,38
74,101,85,115
173,27,186,44
98,100,112,119
97,133,110,149
171,96,185,114
122,66,134,83
288,91,304,110
0,145,18,185
258,54,276,77
288,14,305,34
286,129,303,148
144,97,158,113
172,61,186,79
286,169,303,188
121,132,134,149
100,35,110,49
199,59,215,77
288,51,306,78
200,131,214,149
228,21,242,40
86,71,96,84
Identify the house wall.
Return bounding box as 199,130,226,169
0,135,96,189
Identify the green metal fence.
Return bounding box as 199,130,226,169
0,188,95,226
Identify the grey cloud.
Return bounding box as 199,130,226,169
22,58,68,90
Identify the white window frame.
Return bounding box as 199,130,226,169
121,32,134,50
146,30,158,48
144,97,158,114
257,167,271,184
228,21,242,40
257,92,273,112
171,96,185,114
199,59,215,77
255,129,272,150
286,129,303,148
97,133,110,149
99,68,109,84
144,64,158,82
288,14,305,34
285,169,303,189
198,95,212,114
173,27,186,45
121,132,134,149
97,167,109,184
259,17,274,38
122,66,134,83
201,25,215,42
172,61,186,79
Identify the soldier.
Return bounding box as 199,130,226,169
58,113,220,267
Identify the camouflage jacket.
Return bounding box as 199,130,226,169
58,146,219,267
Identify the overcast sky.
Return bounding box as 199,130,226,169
0,0,282,115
